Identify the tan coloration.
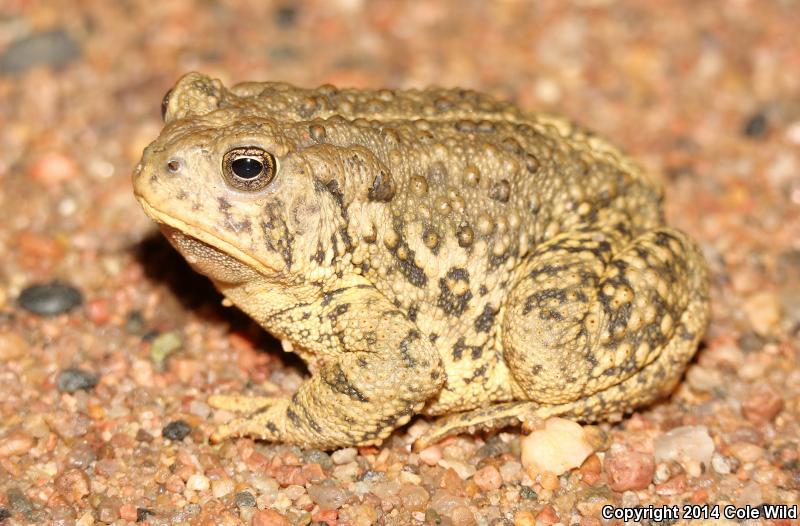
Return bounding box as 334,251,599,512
133,72,709,450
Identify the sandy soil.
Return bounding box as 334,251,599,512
0,1,798,525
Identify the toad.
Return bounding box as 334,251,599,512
133,73,709,450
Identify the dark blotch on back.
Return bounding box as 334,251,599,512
437,267,472,317
474,304,496,333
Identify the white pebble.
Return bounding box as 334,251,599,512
211,478,234,498
185,474,210,492
654,425,715,470
437,459,476,480
520,418,594,476
331,447,357,465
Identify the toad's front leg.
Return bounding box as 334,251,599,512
209,285,444,450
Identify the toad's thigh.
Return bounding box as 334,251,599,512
502,228,709,406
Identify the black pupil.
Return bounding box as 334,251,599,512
231,157,263,179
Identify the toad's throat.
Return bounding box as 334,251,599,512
137,200,272,284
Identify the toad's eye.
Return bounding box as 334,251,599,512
222,147,277,191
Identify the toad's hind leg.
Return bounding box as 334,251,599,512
415,242,708,450
502,227,709,414
415,309,706,449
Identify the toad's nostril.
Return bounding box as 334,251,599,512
166,159,181,173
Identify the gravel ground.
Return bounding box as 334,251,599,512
1,1,798,525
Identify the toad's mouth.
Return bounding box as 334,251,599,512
137,200,274,282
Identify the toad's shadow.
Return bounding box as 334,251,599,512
133,231,306,371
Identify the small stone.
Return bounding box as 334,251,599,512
96,497,120,523
252,509,290,526
54,468,91,503
313,508,337,525
56,368,98,393
235,490,257,508
519,486,537,500
575,486,615,517
652,462,674,485
185,474,210,492
274,5,297,27
47,412,91,439
136,508,155,522
426,509,442,524
741,384,784,423
604,445,655,491
418,445,442,466
786,121,800,144
119,504,138,522
438,459,476,480
539,471,559,490
534,504,559,525
0,332,26,360
654,473,688,496
430,491,470,521
737,331,765,353
150,331,183,367
0,29,80,74
306,483,347,509
685,365,722,393
331,447,357,465
499,461,523,482
274,463,325,486
399,483,429,511
211,478,234,498
579,454,602,483
86,297,111,325
344,504,378,526
513,510,535,526
188,400,211,420
520,418,594,476
653,425,715,470
742,291,781,336
0,431,35,458
7,488,33,517
473,465,502,491
18,282,82,316
399,470,422,485
303,449,333,470
730,442,764,463
710,452,735,475
162,420,192,441
450,505,476,526
742,111,768,138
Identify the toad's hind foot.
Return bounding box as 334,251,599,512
413,401,562,451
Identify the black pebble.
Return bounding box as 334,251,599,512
6,488,33,516
136,508,154,522
125,310,146,335
57,368,98,393
302,448,333,470
18,282,82,316
520,485,538,500
0,507,10,522
234,490,257,508
743,112,768,138
0,29,81,75
162,420,192,441
274,5,297,27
